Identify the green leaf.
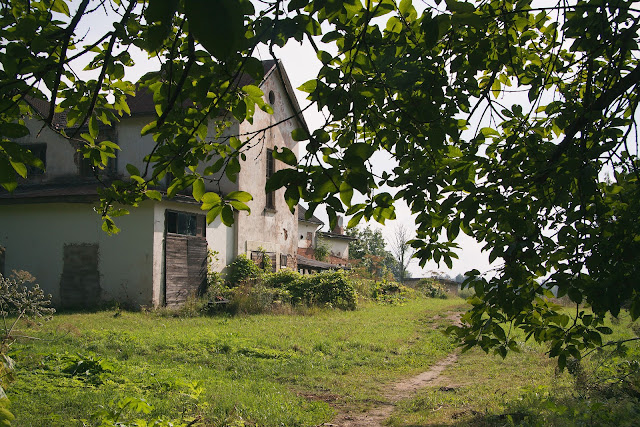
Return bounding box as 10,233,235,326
9,159,27,179
567,287,582,304
221,205,234,226
126,164,140,176
242,84,264,98
399,0,415,18
225,158,241,183
339,182,353,206
145,0,178,23
51,0,71,16
202,192,222,204
167,179,181,198
89,116,99,139
146,190,162,201
186,0,247,60
141,121,157,136
272,147,297,166
347,212,364,228
0,123,29,138
0,157,18,192
227,191,253,202
229,200,251,212
102,216,121,234
558,353,566,371
297,80,317,93
345,143,374,161
291,128,308,141
204,158,225,176
192,178,205,201
206,205,223,224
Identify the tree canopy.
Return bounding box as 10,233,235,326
1,0,639,366
347,225,400,280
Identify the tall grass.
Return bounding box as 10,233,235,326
10,298,463,426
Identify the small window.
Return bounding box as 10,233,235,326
268,90,276,105
280,254,288,267
166,211,203,236
265,149,275,210
25,144,46,176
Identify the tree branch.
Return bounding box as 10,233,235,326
46,0,92,126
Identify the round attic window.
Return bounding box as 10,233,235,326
268,90,276,105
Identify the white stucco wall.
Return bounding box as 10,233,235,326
0,202,154,307
17,119,80,180
114,116,156,177
234,68,301,268
319,236,351,260
298,222,320,249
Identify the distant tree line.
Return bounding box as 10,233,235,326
347,226,410,283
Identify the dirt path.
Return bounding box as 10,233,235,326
322,312,461,427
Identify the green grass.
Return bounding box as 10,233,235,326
387,310,640,426
8,299,640,426
9,298,463,426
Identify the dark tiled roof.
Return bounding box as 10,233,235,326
0,182,207,206
318,231,357,241
296,255,339,270
26,97,67,128
25,60,282,122
0,183,101,203
125,59,279,116
297,205,324,225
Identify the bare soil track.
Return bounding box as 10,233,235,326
322,312,462,427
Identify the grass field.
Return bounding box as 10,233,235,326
7,297,640,426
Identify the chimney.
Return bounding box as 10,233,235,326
332,216,344,235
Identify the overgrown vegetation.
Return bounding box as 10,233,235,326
169,254,455,318
7,295,640,426
9,299,458,426
388,311,640,426
0,271,54,426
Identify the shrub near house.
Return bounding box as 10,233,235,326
209,256,357,313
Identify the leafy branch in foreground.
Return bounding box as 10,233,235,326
1,0,639,362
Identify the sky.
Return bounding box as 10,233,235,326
260,43,494,279
66,1,495,279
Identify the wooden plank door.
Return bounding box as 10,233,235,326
164,212,207,307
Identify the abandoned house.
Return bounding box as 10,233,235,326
297,207,356,274
0,60,305,309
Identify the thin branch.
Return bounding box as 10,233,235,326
69,0,137,140
46,0,92,126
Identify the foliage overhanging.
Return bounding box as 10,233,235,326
1,0,639,365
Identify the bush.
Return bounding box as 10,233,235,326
416,278,448,299
228,284,291,315
0,270,54,424
458,286,476,300
371,280,415,304
314,242,330,261
225,254,262,286
287,271,357,310
264,268,301,288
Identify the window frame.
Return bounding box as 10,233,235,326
265,148,275,210
165,210,205,237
